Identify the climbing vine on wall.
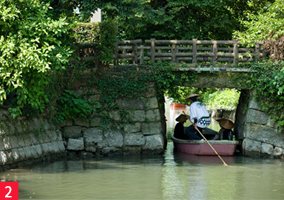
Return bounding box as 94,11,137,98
50,62,197,127
240,61,284,129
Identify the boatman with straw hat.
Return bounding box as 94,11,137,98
184,93,211,140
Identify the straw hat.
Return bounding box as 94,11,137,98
185,93,200,100
176,114,187,122
217,119,234,129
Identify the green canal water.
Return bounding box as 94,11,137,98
1,101,284,199
1,142,284,200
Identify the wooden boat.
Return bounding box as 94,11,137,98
171,128,239,156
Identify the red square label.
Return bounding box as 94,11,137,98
0,182,18,200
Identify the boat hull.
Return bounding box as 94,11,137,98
171,130,239,156
173,141,238,156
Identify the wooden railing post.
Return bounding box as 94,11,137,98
114,41,118,66
192,39,197,64
233,41,239,64
171,43,177,64
132,43,137,64
140,44,144,64
213,41,218,63
150,38,156,63
255,42,260,61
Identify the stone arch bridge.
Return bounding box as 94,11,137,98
72,39,284,158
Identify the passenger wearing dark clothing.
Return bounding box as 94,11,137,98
174,114,190,139
217,119,235,140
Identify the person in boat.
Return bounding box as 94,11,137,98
217,119,235,140
174,114,190,139
184,93,211,140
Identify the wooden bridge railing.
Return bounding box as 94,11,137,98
75,39,263,70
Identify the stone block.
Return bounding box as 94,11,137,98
22,146,32,159
83,128,104,144
2,136,12,150
109,110,121,121
32,118,42,130
11,148,20,162
29,133,39,145
101,147,121,155
124,133,145,146
248,97,262,110
144,85,156,98
57,141,66,152
5,150,14,164
17,134,26,147
104,129,123,147
14,120,23,134
124,123,141,133
46,130,58,142
22,133,33,146
48,142,60,154
7,121,17,135
88,87,101,94
267,116,277,128
122,146,142,154
0,111,8,120
0,121,9,135
243,124,284,148
9,135,19,149
128,110,146,122
117,99,145,110
146,109,161,122
245,109,268,125
90,118,101,127
58,119,73,127
141,122,162,135
63,126,82,138
85,145,96,153
41,143,51,155
33,144,43,157
242,138,261,156
0,138,4,151
17,147,27,160
29,145,39,158
274,147,283,156
74,118,90,127
0,151,7,165
142,134,164,153
87,94,100,102
261,143,274,155
20,120,32,133
67,138,84,151
145,97,158,109
55,130,63,141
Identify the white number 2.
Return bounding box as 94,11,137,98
5,186,12,198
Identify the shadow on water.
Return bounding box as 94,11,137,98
9,154,166,175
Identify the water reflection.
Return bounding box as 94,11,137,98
1,144,284,199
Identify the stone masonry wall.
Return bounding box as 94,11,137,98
0,81,167,169
0,111,65,170
60,82,167,156
235,90,284,158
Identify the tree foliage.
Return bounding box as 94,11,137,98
234,0,283,44
0,0,73,117
100,0,274,40
40,0,274,40
234,0,284,128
